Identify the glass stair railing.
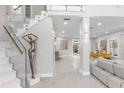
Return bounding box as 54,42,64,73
3,25,29,88
47,5,85,12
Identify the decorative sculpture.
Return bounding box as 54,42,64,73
23,33,38,79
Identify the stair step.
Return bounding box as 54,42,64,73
0,57,9,65
0,42,7,48
0,71,16,86
0,61,11,68
0,64,13,74
0,58,12,74
29,19,38,26
0,48,6,57
0,78,21,88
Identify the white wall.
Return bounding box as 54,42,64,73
55,37,73,57
29,17,55,77
0,5,8,41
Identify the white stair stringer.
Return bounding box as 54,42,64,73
16,11,48,36
0,46,21,88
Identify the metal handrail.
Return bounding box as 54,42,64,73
3,25,23,54
3,25,28,88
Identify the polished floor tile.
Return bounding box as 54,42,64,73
32,56,106,88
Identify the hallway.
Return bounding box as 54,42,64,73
32,56,106,88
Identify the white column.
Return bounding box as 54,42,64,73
79,17,91,76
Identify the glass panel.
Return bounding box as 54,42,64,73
9,5,24,22
47,5,82,12
47,5,66,11
5,26,28,88
67,6,81,11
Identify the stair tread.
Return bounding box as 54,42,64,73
0,71,16,85
0,57,9,64
0,65,13,74
0,60,9,65
0,56,9,59
0,62,11,68
0,78,21,88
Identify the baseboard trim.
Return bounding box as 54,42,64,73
79,68,90,76
59,55,72,58
82,71,90,76
39,73,54,77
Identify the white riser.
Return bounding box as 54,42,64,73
0,48,6,57
0,56,9,60
0,58,13,74
0,65,13,74
0,54,6,57
0,48,6,51
0,71,16,86
0,42,7,48
0,78,21,88
0,62,11,68
0,58,9,65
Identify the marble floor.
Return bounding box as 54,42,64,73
31,56,106,88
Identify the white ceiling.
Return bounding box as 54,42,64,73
90,16,124,38
52,16,124,39
52,15,81,38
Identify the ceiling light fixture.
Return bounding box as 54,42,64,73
85,33,88,38
62,30,65,33
52,30,55,33
97,22,102,26
105,31,109,34
64,21,68,25
80,31,82,34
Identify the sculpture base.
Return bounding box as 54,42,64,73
28,76,40,86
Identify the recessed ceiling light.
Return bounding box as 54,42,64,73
52,30,55,33
62,30,65,33
64,22,68,25
105,31,109,34
80,30,82,34
97,22,102,26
